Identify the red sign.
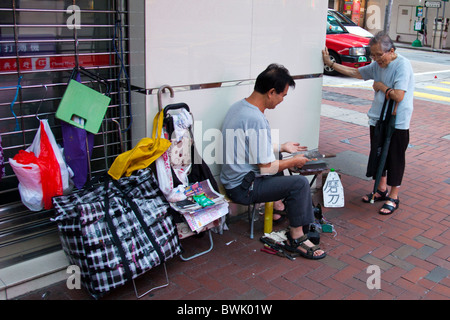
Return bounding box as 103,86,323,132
0,54,114,72
344,0,353,11
351,0,361,25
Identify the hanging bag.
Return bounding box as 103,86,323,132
55,79,111,134
156,104,193,202
10,120,72,211
61,72,96,190
108,111,171,180
61,121,94,189
9,151,43,211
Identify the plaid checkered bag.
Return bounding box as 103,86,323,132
52,168,181,298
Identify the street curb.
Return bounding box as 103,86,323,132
395,41,450,54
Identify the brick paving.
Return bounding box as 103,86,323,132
18,87,449,300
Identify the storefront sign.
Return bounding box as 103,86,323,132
0,34,114,72
0,54,114,72
416,6,424,17
0,35,56,57
425,1,442,8
344,0,353,12
414,20,423,31
352,0,361,25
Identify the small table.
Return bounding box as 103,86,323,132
289,160,329,187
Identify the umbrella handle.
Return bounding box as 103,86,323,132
385,89,399,116
392,102,399,116
385,88,393,101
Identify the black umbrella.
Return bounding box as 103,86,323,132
370,99,398,203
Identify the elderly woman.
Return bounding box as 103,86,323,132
322,32,414,215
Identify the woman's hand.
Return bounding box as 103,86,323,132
373,81,386,93
322,47,333,67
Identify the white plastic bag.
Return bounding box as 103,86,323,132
9,159,43,211
155,151,186,202
156,110,193,203
28,119,71,192
10,120,72,211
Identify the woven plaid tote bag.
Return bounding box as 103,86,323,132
52,167,181,298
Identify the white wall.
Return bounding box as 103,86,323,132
129,0,328,176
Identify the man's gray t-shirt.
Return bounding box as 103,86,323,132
220,99,276,190
358,54,414,130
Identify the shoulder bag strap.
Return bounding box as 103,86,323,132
110,178,166,264
102,177,134,282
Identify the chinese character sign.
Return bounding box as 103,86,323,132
323,171,344,208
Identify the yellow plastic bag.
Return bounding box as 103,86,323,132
108,111,171,180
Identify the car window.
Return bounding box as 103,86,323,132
327,15,348,34
329,10,357,26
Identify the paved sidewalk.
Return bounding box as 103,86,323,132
18,86,450,300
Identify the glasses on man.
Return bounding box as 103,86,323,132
370,51,388,61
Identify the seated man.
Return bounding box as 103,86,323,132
220,63,326,260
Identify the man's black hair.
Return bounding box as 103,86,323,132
254,63,296,94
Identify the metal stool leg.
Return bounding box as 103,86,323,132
248,204,257,239
179,230,214,261
132,262,169,299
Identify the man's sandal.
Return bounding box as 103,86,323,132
284,232,326,260
362,189,389,203
379,197,399,215
273,214,286,225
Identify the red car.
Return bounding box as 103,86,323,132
325,14,371,75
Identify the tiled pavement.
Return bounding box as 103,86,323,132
18,86,450,300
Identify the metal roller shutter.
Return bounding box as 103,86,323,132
0,0,131,268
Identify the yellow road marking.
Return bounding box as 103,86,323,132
425,85,450,93
324,84,450,103
414,91,450,102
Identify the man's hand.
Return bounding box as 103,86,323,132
259,154,310,175
280,142,308,154
291,154,310,168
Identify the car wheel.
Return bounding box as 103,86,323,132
324,51,340,76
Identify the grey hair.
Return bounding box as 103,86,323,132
369,31,396,52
